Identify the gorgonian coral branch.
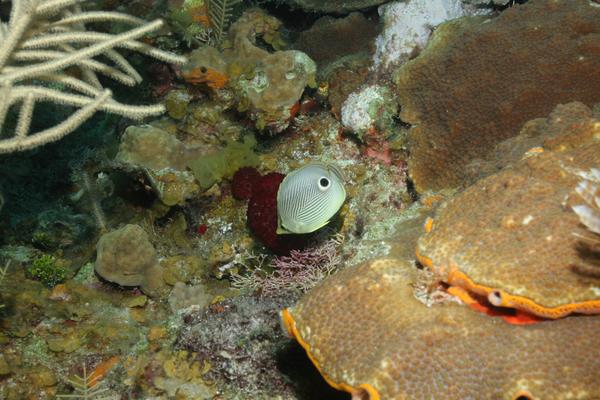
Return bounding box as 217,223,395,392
0,0,187,153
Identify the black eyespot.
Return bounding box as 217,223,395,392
200,66,207,74
319,178,330,188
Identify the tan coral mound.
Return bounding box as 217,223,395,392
416,140,600,319
283,258,600,400
394,0,600,192
464,102,600,183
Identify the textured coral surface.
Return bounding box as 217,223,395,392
417,141,600,316
281,0,387,13
394,0,600,191
285,258,600,399
463,102,600,185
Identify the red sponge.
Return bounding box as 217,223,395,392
231,167,262,200
233,168,311,255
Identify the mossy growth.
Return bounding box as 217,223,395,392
26,255,67,288
187,134,259,190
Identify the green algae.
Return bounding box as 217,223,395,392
26,255,67,288
187,134,259,190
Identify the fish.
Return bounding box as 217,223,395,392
276,163,346,234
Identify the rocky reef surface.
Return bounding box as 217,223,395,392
0,0,598,399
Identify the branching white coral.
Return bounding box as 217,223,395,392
0,0,187,153
572,167,600,236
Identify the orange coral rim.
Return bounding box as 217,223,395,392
280,308,381,400
416,247,600,319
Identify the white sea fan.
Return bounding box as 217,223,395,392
0,0,186,153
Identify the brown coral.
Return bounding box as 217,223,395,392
416,139,600,319
95,224,167,297
463,102,600,184
283,258,600,400
393,0,600,192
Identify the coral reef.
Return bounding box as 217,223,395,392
182,9,317,134
372,0,476,71
341,84,397,141
416,106,600,318
116,125,187,171
394,0,600,191
115,123,259,204
115,124,202,206
207,0,241,45
283,257,600,400
177,295,298,398
187,134,259,190
294,12,378,73
279,0,388,13
463,102,600,185
168,282,212,312
95,224,167,297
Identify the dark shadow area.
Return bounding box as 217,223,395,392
276,341,351,400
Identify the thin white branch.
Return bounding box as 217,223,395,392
0,89,111,153
36,0,86,16
51,11,146,27
4,19,165,83
8,86,165,118
15,92,34,138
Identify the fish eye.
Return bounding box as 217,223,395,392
318,177,330,191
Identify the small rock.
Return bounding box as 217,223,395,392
126,295,148,308
29,366,57,387
46,332,81,353
0,354,11,375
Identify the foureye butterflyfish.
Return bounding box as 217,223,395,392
276,163,346,234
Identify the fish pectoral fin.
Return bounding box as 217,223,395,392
277,215,293,235
276,226,292,235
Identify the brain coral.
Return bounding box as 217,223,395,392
393,0,600,192
283,258,600,399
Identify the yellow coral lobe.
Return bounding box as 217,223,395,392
512,389,534,400
415,247,433,268
446,285,478,306
446,267,600,319
280,309,381,400
423,216,434,233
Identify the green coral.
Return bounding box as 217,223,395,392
26,255,67,288
187,134,259,190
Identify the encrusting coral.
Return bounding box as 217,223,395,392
95,224,167,297
394,0,600,192
416,103,600,319
182,9,317,134
283,257,600,400
0,0,186,153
